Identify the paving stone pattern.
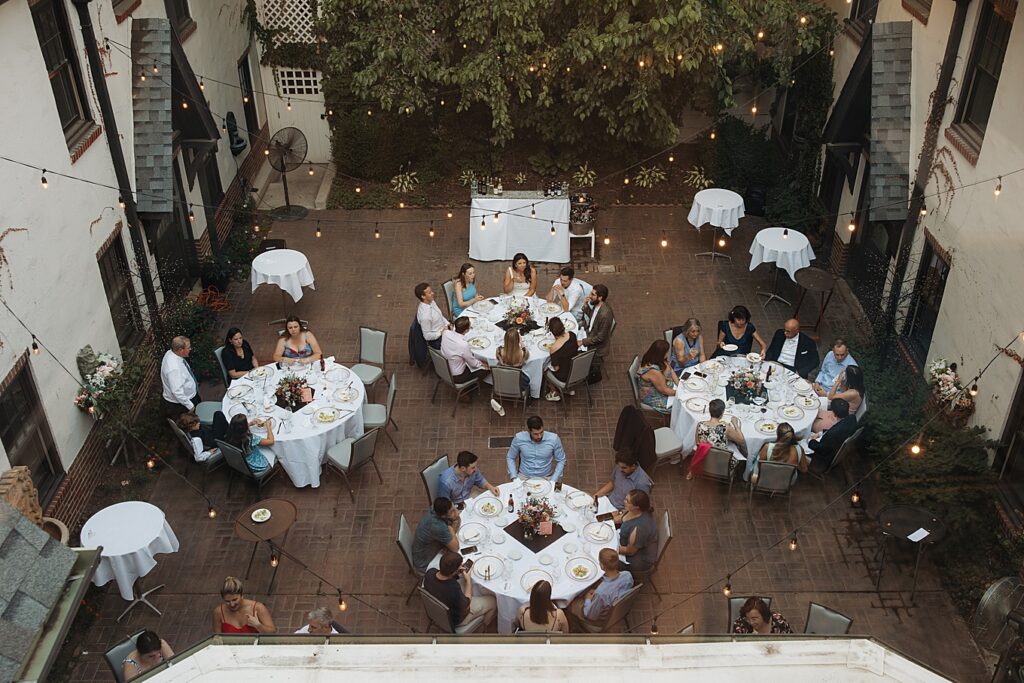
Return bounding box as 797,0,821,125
67,207,989,682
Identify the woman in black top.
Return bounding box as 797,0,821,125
223,327,259,379
544,317,579,401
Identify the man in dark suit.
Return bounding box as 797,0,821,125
807,398,857,467
581,284,614,377
765,318,820,379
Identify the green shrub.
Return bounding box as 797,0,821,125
161,298,219,380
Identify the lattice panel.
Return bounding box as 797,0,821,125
277,68,321,96
260,0,317,44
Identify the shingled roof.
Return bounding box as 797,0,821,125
132,18,174,214
869,21,913,222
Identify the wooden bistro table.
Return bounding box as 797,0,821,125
234,498,297,595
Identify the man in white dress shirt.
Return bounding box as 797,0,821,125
546,266,586,320
441,317,489,384
161,336,199,417
415,282,448,350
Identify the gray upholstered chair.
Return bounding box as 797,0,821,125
700,446,738,500
103,630,145,683
428,346,480,415
215,438,280,498
728,596,773,630
166,418,223,492
418,586,488,634
351,327,387,396
441,279,456,321
653,427,684,468
749,461,799,512
396,514,424,604
420,454,449,507
575,583,644,633
363,373,398,450
630,511,672,597
804,602,853,634
544,349,595,406
491,366,529,417
628,355,668,425
325,428,383,502
213,345,231,386
808,426,864,484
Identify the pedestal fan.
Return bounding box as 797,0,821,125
267,126,309,220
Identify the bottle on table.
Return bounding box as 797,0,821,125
508,494,515,513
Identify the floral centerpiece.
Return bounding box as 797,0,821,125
499,297,539,333
73,352,123,416
517,496,556,538
926,358,975,427
275,374,308,410
727,369,764,404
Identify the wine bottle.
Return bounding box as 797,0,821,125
507,494,515,513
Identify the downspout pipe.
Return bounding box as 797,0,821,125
70,0,164,342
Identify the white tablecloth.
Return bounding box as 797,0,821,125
81,502,179,601
748,227,816,281
670,357,825,461
462,296,585,399
469,196,570,263
687,188,745,235
250,249,315,302
430,482,617,634
220,360,365,488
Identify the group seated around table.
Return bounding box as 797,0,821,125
121,630,174,681
424,550,498,631
687,398,746,480
670,318,707,375
712,305,767,358
763,319,820,379
274,315,323,366
213,576,276,634
733,597,794,634
636,340,679,414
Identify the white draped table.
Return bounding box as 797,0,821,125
461,295,584,399
687,188,745,234
749,227,816,280
251,248,315,303
430,481,618,634
670,357,825,471
81,501,179,601
220,360,365,488
469,194,570,263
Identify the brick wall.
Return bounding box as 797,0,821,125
829,236,851,276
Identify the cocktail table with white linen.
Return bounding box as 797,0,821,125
687,188,745,234
748,227,816,281
670,357,821,460
461,295,585,399
429,481,617,633
220,359,365,488
250,248,315,303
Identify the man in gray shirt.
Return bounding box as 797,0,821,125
411,497,460,572
567,548,634,631
592,452,652,522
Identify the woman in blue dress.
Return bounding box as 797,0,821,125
224,414,274,474
452,263,484,317
670,317,706,375
713,305,767,357
636,340,678,414
273,316,323,366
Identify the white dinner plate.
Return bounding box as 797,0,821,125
315,407,338,424
494,516,511,527
722,344,739,352
492,533,506,545
564,542,578,554
524,478,551,495
250,508,271,523
538,339,554,351
792,378,812,392
508,548,523,561
325,366,351,383
685,397,709,413
333,387,359,403
459,522,488,544
540,303,562,315
683,378,708,392
228,385,254,400
746,352,762,363
561,523,576,534
563,319,577,331
584,522,614,543
228,402,255,418
565,556,599,582
756,419,779,434
539,554,553,565
473,300,495,313
472,555,504,581
520,568,554,592
247,367,270,380
796,394,819,409
777,404,805,420
566,492,592,510
474,496,502,517
468,336,491,349
301,405,315,415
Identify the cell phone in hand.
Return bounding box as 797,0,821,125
596,512,615,522
461,558,475,572
554,481,563,492
460,545,478,555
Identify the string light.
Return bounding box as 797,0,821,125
139,70,146,81
668,154,675,162
221,121,227,132
550,221,556,236
87,405,96,415
243,95,250,104
119,195,126,209
782,228,789,239
751,105,758,116
146,457,157,470
847,217,856,232
263,148,270,156
338,592,348,612
799,15,808,25
480,217,486,230
367,109,372,116
188,208,195,223
660,232,668,248
788,535,798,551
650,622,659,635
199,78,205,91
910,433,923,456
355,186,362,193
446,211,453,219
919,205,927,216
722,576,732,597
182,100,188,109
530,204,537,218
207,506,217,519
757,29,764,40
969,383,979,396
850,489,862,506
308,163,315,176
676,53,683,61
710,131,716,140
428,222,435,238
31,336,40,355
253,222,260,233
315,221,322,238
638,59,645,68
270,553,279,568
829,49,835,57
374,223,381,239
995,176,1002,196
493,212,499,224
40,171,48,189
152,62,159,74
715,43,724,53
624,177,630,185
718,237,726,248
603,234,610,246
399,202,406,209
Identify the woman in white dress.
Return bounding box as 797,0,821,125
503,252,537,297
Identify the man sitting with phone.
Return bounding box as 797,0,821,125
592,451,652,523
424,551,497,632
567,548,634,631
411,498,461,573
439,451,501,507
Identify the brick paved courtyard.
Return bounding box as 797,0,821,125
64,206,990,682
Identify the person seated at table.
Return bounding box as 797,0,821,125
670,318,706,375
441,317,490,384
814,338,858,395
412,497,461,573
687,399,745,480
425,551,497,631
503,252,537,297
516,580,569,633
416,282,448,349
546,266,585,317
567,548,634,631
176,411,226,462
453,263,484,317
222,327,260,379
544,317,579,402
712,305,767,357
213,576,276,634
495,327,531,413
807,398,857,467
637,340,678,414
733,597,793,634
580,284,614,376
746,422,807,482
593,451,652,522
618,489,659,573
121,630,174,681
294,606,343,634
764,318,819,379
223,413,273,474
507,415,566,482
439,450,501,506
814,365,865,432
273,315,323,366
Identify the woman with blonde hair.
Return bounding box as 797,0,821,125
491,327,531,414
745,422,806,481
212,576,276,634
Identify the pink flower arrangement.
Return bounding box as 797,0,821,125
517,496,556,536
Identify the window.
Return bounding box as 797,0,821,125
165,0,193,34
277,68,321,96
904,239,950,366
31,0,93,145
956,0,1013,138
97,233,142,348
0,360,64,506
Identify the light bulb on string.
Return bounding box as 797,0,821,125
710,130,716,140
31,336,40,355
530,204,537,218
428,222,435,238
119,195,126,209
829,49,835,57
493,212,499,224
850,489,862,506
624,177,630,185
270,553,279,568
40,171,48,189
718,237,726,248
355,186,362,194
139,70,146,81
676,53,683,61
243,94,250,104
399,201,406,209
788,535,798,551
152,63,159,74
995,177,1002,196
308,163,315,176
374,223,381,239
182,100,188,109
782,228,789,239
207,506,217,519
338,593,348,612
638,59,645,68
799,15,808,25
757,29,764,40
315,221,322,238
286,99,292,111
199,78,205,91
715,43,724,53
722,576,732,597
550,221,556,236
603,234,611,246
146,456,157,470
660,232,668,248
751,105,758,116
910,433,923,456
847,217,856,232
188,207,195,223
969,383,978,397
668,154,675,162
920,205,927,217
221,121,227,132
650,622,659,635
446,211,453,219
480,217,486,230
253,222,260,233
264,148,270,156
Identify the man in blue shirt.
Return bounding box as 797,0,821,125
814,338,857,394
438,451,501,506
507,415,567,481
411,498,460,572
567,548,634,631
592,452,653,521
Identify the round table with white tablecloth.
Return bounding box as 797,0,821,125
461,295,584,399
748,227,816,280
220,360,365,488
670,357,825,468
687,188,745,234
430,481,618,634
81,501,179,601
250,248,315,302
